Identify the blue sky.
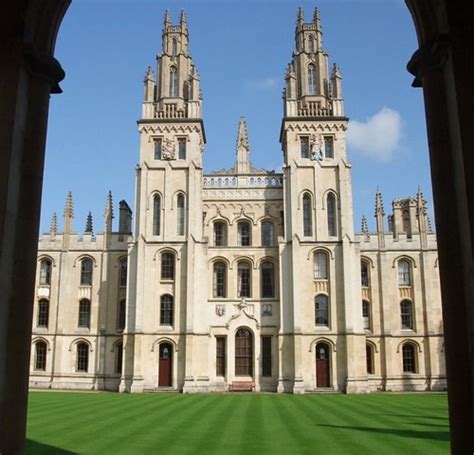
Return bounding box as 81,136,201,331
42,0,433,235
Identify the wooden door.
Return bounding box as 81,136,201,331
159,343,172,387
235,328,253,376
316,343,330,388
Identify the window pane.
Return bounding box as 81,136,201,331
213,262,226,298
300,136,310,158
154,139,162,160
161,253,175,280
178,138,186,160
120,260,127,287
315,294,329,326
303,194,312,236
35,342,47,371
160,295,174,325
400,300,413,329
177,195,185,235
116,343,123,374
327,193,336,236
324,136,334,158
118,299,126,330
39,260,52,285
366,345,374,374
262,336,272,377
314,252,328,279
308,65,316,95
153,195,161,236
361,261,369,287
238,222,251,246
398,260,411,286
214,222,227,246
238,263,251,298
402,344,416,373
362,301,370,330
170,67,178,97
78,299,91,328
37,299,49,328
261,222,274,246
80,259,93,286
235,328,252,376
77,343,89,372
216,336,226,376
261,262,275,298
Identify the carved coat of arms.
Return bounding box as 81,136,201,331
162,138,176,160
310,134,323,161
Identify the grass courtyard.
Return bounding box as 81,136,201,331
26,392,449,454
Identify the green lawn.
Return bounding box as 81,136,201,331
26,392,449,454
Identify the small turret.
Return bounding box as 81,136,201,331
85,211,93,235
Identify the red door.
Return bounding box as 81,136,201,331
316,343,330,388
159,343,172,387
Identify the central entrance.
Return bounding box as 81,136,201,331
158,342,173,387
235,328,253,376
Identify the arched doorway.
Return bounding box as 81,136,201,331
315,342,330,388
158,342,173,387
235,328,253,377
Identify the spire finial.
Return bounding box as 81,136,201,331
180,9,187,27
297,6,304,24
50,212,58,235
64,191,73,218
164,9,171,28
236,117,250,151
145,65,154,81
313,6,321,27
375,188,385,217
85,211,93,234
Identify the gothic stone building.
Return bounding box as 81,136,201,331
29,9,446,394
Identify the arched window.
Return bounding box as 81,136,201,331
314,251,328,279
303,193,312,237
366,344,374,374
177,194,185,236
171,38,177,57
261,221,274,246
402,343,417,373
327,193,336,236
362,300,370,330
213,222,227,246
80,258,93,286
213,261,227,298
235,328,253,376
116,343,123,374
119,259,127,287
169,66,178,97
161,252,175,280
160,294,174,325
400,299,414,330
34,341,47,371
315,294,329,326
37,299,49,328
39,259,52,285
237,262,251,298
398,259,411,286
237,221,251,246
361,260,369,287
153,194,161,236
308,64,316,95
261,262,275,298
308,35,315,53
118,299,126,331
76,343,89,372
78,299,91,328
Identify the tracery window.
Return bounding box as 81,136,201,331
308,35,315,53
361,260,369,287
315,294,329,326
119,259,127,287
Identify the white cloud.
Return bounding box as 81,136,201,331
346,107,402,161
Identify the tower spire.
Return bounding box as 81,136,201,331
85,211,93,234
236,117,250,174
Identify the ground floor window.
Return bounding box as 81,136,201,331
34,341,47,371
402,343,417,373
366,344,374,374
116,343,123,374
235,328,253,376
76,343,89,372
216,336,226,377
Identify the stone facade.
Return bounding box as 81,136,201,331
29,8,446,394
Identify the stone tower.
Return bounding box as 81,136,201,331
279,7,366,393
123,10,207,392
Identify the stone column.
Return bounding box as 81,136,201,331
406,1,474,452
0,2,69,453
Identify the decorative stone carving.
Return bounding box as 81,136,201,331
310,134,323,161
162,138,176,160
262,303,273,316
215,304,225,317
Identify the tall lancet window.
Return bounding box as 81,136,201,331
327,193,337,237
169,67,178,97
303,193,312,237
308,36,315,53
177,194,185,236
171,38,177,57
153,194,161,236
308,64,316,95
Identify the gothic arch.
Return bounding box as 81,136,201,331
366,339,379,354
151,337,179,353
73,254,97,268
231,256,256,270
209,256,231,269
152,247,180,262
321,189,338,210
309,337,337,353
31,337,51,351
298,190,315,210
307,246,334,261
360,255,375,269
68,338,93,352
110,338,124,353
396,339,422,354
37,254,56,267
392,255,417,269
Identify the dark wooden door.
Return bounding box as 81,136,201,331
159,343,172,387
316,343,330,388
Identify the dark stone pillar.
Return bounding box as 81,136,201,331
0,2,69,453
406,1,474,452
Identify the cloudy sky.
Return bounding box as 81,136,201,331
42,0,433,235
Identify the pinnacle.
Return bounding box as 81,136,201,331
50,212,58,234
105,191,114,220
85,211,93,234
236,117,250,151
64,191,73,218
